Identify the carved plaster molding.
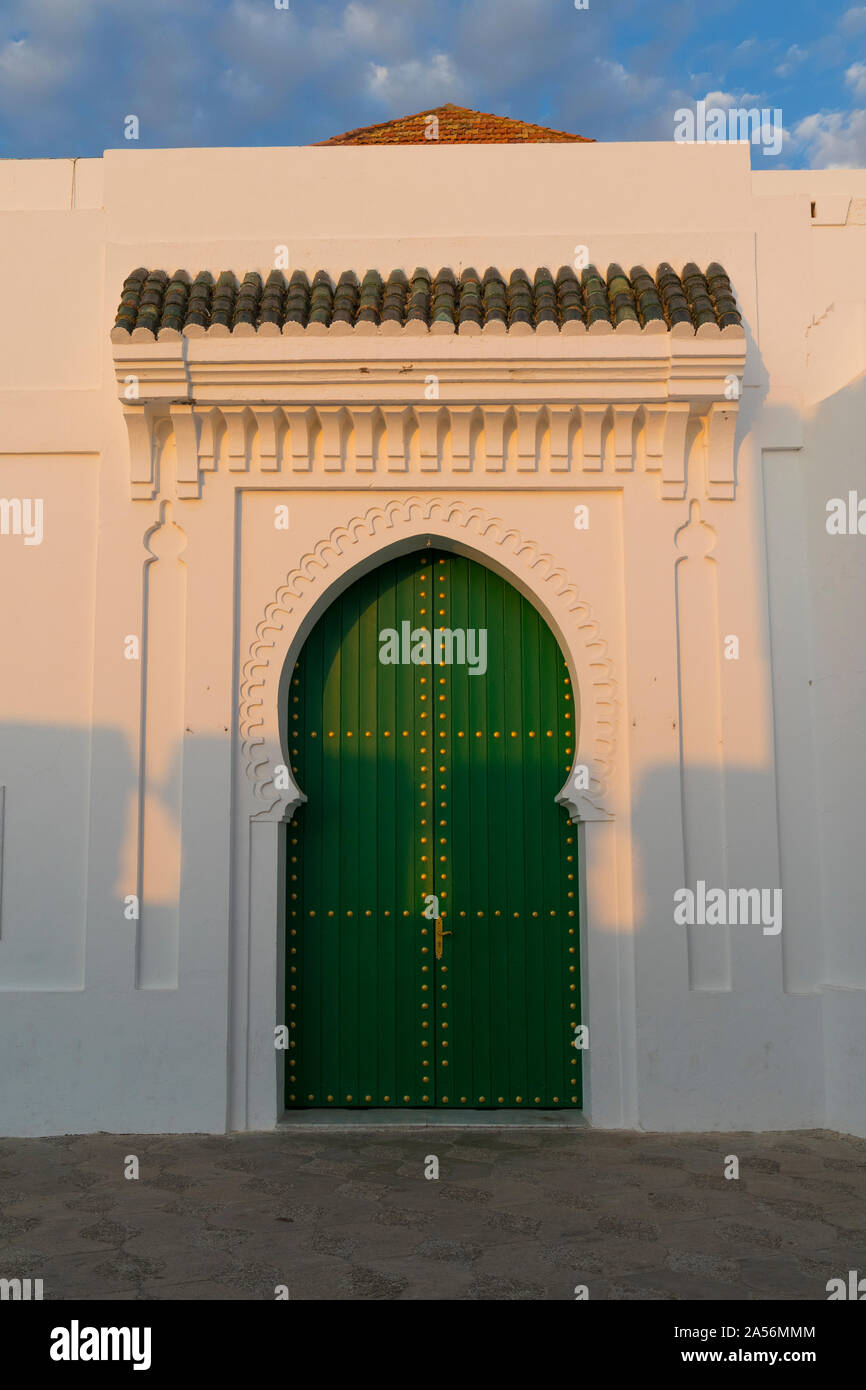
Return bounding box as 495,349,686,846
239,496,616,825
115,333,745,500
120,397,741,502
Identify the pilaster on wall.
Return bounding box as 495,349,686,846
675,500,730,992
137,502,187,990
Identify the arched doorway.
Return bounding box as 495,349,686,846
285,545,580,1110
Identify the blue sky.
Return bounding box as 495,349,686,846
0,0,864,166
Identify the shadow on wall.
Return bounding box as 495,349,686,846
802,367,866,987
0,708,834,1128
4,345,866,1129
0,723,232,994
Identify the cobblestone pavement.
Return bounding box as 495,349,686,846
0,1127,864,1300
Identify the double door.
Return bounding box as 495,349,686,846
286,548,580,1108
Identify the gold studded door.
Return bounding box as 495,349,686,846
286,548,580,1109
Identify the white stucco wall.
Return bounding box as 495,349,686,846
0,141,863,1136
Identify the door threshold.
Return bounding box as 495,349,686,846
278,1108,589,1129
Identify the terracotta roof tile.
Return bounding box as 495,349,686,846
111,263,743,341
314,104,593,145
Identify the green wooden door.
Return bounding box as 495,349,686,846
286,548,580,1110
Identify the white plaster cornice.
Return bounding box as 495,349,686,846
114,330,745,404
113,331,746,501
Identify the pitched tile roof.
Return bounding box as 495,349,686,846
111,263,743,341
314,104,593,145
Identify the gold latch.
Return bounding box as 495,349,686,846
434,915,452,960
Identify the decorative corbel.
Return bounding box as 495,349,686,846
644,406,667,472
481,406,508,472
222,406,253,472
579,405,608,472
195,407,222,472
253,407,284,472
613,405,639,471
548,406,574,472
449,406,476,472
316,406,346,472
661,404,691,500
122,403,159,500
515,405,543,472
380,406,411,472
284,407,316,471
705,401,739,500
349,406,377,471
415,405,443,472
170,404,201,499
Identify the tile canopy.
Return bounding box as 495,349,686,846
313,103,594,145
112,263,743,340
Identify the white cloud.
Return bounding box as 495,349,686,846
2,0,105,42
845,62,866,99
594,57,663,103
792,108,866,167
366,53,460,109
449,0,570,96
337,0,430,58
702,90,738,110
218,66,265,111
218,0,300,58
342,3,382,45
839,6,866,36
775,43,807,78
0,0,858,164
698,90,770,113
0,36,70,97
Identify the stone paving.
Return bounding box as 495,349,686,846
0,1126,864,1300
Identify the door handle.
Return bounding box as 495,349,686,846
434,915,452,960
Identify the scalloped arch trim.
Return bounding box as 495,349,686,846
239,496,615,821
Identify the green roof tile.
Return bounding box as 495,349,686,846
112,262,743,337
